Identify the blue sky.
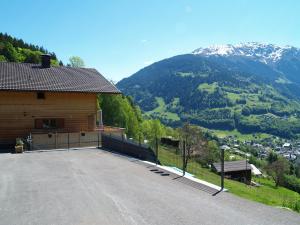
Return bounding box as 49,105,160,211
1,0,300,81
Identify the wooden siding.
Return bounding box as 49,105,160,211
0,91,97,145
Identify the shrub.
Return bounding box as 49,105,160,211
283,174,300,194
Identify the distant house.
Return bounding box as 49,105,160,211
252,143,263,148
212,160,252,184
220,145,231,151
0,55,120,150
282,142,292,150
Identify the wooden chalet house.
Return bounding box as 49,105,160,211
212,160,252,184
0,55,120,150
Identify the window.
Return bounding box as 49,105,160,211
42,119,56,129
35,119,64,129
37,92,45,99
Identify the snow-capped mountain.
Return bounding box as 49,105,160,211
118,41,300,137
192,42,300,65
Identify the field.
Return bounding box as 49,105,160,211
158,146,300,212
145,97,180,121
197,82,218,93
208,129,272,141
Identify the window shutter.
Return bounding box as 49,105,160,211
35,119,43,129
57,119,65,129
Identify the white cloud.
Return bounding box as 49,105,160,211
140,39,148,44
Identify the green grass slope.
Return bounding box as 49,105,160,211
158,146,300,212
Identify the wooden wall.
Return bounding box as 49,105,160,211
0,91,97,146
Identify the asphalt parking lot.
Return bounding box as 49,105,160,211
0,148,299,225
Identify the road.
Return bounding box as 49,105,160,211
0,149,299,225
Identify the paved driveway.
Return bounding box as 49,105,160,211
0,149,299,225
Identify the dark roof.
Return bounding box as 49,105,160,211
212,160,251,173
0,62,120,93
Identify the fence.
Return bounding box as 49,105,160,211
102,134,157,163
30,131,101,150
28,126,125,151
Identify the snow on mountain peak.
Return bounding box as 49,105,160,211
192,42,295,64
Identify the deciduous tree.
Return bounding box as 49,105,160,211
69,56,85,68
266,157,289,187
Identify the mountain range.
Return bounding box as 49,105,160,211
117,42,300,138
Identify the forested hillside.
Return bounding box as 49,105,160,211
0,33,60,65
118,43,300,139
98,94,178,143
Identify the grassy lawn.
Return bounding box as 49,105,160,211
145,97,180,121
226,92,240,101
176,72,194,77
197,82,218,94
176,72,209,78
209,129,272,141
158,146,300,212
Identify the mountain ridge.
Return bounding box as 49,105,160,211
117,42,300,138
192,42,300,65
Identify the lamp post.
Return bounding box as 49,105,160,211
220,145,227,190
221,147,224,190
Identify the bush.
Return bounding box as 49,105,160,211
283,174,300,194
